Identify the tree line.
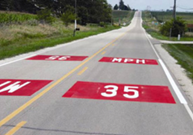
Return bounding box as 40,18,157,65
0,0,112,25
114,0,131,11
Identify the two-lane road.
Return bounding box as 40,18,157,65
0,11,193,135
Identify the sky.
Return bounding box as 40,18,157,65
107,0,193,12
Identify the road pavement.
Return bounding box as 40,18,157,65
0,11,193,135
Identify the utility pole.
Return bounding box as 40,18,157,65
171,0,177,38
73,0,77,37
75,0,77,29
173,0,176,20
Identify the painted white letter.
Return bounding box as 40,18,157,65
58,56,71,61
112,58,122,63
136,59,145,64
0,81,11,87
124,59,134,63
48,56,60,60
0,81,30,93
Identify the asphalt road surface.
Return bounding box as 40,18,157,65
0,11,193,135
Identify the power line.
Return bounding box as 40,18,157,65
177,6,193,10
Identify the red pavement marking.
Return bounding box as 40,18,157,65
0,79,52,96
27,55,88,61
99,57,158,65
63,81,176,104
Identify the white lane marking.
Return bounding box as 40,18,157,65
184,104,193,121
0,54,37,68
143,22,187,104
144,27,187,104
159,59,187,104
142,19,193,121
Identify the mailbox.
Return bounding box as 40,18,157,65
76,28,80,31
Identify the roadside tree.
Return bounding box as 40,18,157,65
61,10,75,27
114,4,118,10
160,17,187,37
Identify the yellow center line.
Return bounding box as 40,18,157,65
101,51,106,55
78,67,88,75
5,121,26,135
0,30,127,128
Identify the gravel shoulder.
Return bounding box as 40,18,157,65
155,44,193,106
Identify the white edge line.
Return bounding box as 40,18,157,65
184,104,193,121
0,36,84,68
142,18,187,104
141,14,186,103
158,59,187,104
0,54,37,67
0,42,72,68
142,15,193,121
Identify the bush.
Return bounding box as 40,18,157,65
37,9,55,24
99,22,105,27
160,17,187,37
61,10,75,27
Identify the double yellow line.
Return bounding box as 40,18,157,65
0,30,127,128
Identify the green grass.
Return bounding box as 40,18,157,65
0,11,37,24
148,31,169,40
144,27,193,41
0,11,131,60
151,11,193,24
162,44,193,82
0,25,120,60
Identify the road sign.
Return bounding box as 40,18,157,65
63,81,175,104
0,79,52,96
27,55,88,61
99,57,158,65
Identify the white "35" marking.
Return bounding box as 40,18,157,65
101,85,139,99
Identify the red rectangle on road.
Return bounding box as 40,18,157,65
27,55,88,61
63,81,175,104
99,57,158,65
0,79,52,96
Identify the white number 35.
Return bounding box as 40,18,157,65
101,85,139,99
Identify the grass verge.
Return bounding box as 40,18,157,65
144,27,193,41
0,25,120,60
162,44,193,82
144,26,193,41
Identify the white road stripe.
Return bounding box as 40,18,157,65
158,59,187,104
143,20,187,104
184,104,193,121
0,54,37,68
144,28,187,104
141,15,193,121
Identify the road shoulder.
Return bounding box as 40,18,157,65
155,44,193,106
